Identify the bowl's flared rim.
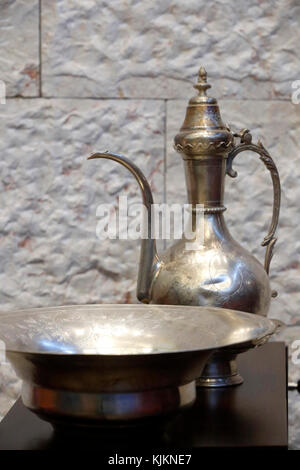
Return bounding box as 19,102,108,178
0,303,280,357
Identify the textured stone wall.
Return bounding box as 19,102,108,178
0,0,299,448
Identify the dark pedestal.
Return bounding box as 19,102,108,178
0,342,288,450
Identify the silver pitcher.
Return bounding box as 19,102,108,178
88,67,281,387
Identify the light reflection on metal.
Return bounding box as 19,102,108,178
0,304,279,425
88,67,281,387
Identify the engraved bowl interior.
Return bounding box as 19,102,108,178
0,304,277,356
0,304,278,424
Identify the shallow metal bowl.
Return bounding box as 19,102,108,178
0,304,278,427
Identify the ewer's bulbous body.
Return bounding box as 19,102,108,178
88,67,280,387
150,213,271,315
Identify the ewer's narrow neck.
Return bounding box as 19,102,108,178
183,156,226,212
175,66,234,214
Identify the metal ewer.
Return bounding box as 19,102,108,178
88,67,281,387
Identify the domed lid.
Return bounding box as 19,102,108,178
174,67,234,157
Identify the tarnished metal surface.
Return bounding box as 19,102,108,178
88,68,281,386
88,68,280,314
0,304,278,424
0,304,278,355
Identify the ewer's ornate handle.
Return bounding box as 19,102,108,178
226,129,281,297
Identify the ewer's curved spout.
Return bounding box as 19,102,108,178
88,152,160,303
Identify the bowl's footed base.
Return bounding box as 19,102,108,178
196,353,244,388
21,381,196,429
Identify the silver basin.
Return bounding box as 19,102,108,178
0,304,278,427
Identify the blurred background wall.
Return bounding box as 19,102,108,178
0,0,299,447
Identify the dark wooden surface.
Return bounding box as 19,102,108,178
0,342,288,450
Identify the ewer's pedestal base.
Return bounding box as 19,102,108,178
197,351,244,388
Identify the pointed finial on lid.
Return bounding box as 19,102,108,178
199,66,207,82
193,66,211,96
